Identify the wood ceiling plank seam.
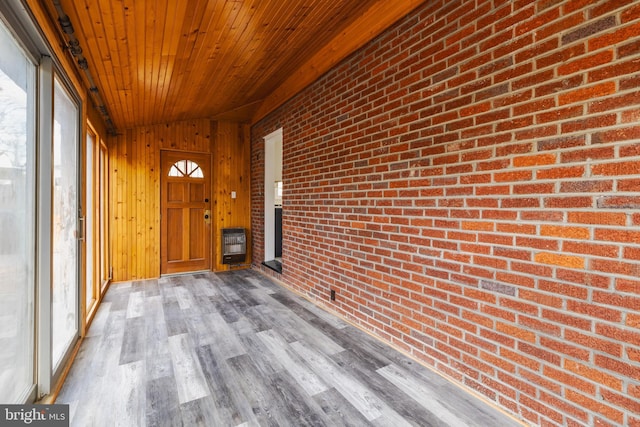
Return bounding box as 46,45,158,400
192,2,242,104
65,0,120,125
102,1,125,88
165,3,220,118
174,0,222,121
95,0,128,128
148,0,169,125
56,0,419,126
196,0,273,111
105,0,134,128
158,3,194,126
147,0,168,124
224,20,278,104
116,2,135,122
269,0,326,51
86,0,126,128
135,1,155,127
217,100,265,121
261,0,300,39
240,2,342,100
240,0,333,97
198,2,293,114
180,0,291,120
160,0,185,56
140,0,155,125
155,0,187,124
253,0,426,122
254,0,302,64
127,1,147,127
223,1,265,68
119,0,140,130
186,0,234,73
149,0,170,125
176,1,239,118
189,0,263,115
167,3,207,81
161,0,212,123
142,0,160,128
286,0,367,59
293,0,379,58
219,0,290,86
92,1,121,124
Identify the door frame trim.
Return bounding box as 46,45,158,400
159,149,213,275
263,128,283,263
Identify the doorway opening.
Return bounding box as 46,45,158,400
263,128,283,273
160,151,212,275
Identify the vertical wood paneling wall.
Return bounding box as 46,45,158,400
109,119,250,281
212,121,252,271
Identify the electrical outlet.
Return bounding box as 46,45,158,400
330,289,336,301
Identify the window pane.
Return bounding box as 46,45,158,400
52,77,79,370
169,160,203,178
187,161,203,178
0,19,36,403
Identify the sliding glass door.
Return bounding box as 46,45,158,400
0,18,36,403
1,2,85,400
51,77,79,371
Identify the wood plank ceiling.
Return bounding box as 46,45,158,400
42,0,424,131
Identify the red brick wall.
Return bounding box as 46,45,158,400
251,1,640,425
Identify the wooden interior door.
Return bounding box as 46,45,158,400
161,151,211,275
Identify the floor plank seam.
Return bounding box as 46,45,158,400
57,270,524,427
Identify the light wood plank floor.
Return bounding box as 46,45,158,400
57,270,522,427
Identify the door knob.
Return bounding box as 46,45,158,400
204,210,211,224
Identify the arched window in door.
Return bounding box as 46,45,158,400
168,159,204,178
